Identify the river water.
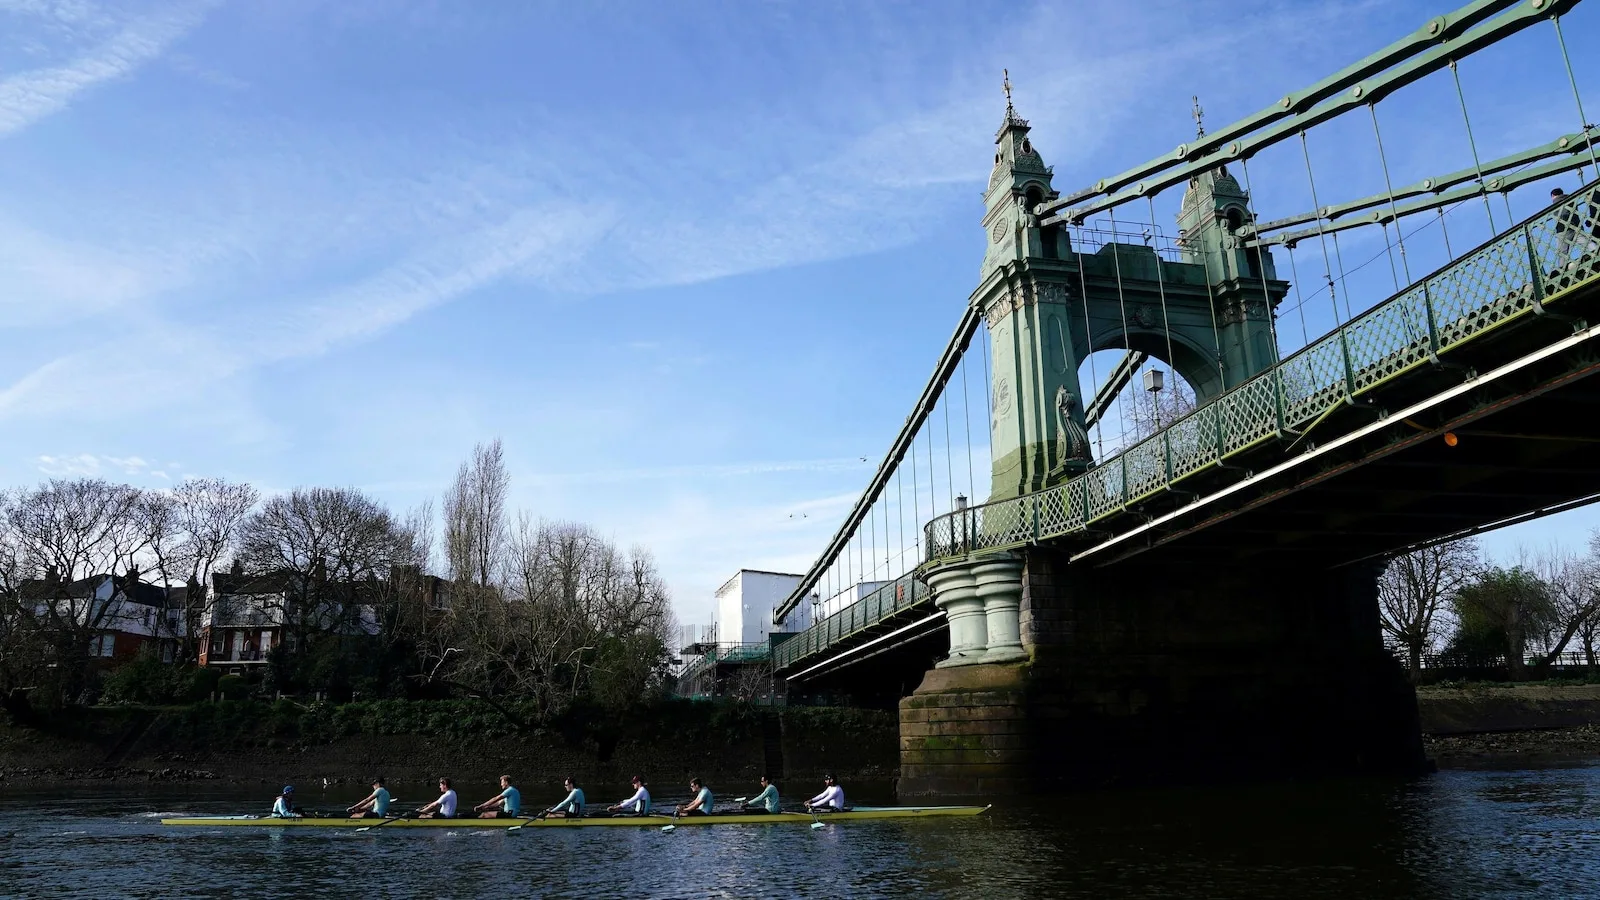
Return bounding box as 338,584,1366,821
4,765,1600,898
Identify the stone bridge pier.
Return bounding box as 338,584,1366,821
898,548,1426,795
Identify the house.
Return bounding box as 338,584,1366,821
197,564,440,674
19,567,185,664
198,568,292,671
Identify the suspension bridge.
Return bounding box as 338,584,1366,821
762,0,1600,793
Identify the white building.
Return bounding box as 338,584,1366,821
713,569,811,645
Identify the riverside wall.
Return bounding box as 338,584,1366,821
0,701,898,789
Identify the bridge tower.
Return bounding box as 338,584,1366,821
978,97,1287,504
899,97,1423,795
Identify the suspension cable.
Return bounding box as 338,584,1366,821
1239,158,1285,358
1075,247,1107,458
1106,206,1136,449
1367,103,1413,287
910,425,921,563
1298,130,1345,327
1285,242,1311,347
942,390,956,512
1552,15,1600,181
1448,58,1498,234
960,349,977,503
895,468,905,579
1146,196,1179,382
1193,212,1230,387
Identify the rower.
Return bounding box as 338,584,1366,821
417,777,459,819
473,775,521,819
804,774,846,813
347,776,391,819
545,777,585,818
742,775,780,814
606,775,651,817
675,778,714,816
271,785,300,818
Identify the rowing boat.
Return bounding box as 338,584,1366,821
161,805,989,828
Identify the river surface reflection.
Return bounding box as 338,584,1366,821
4,765,1600,898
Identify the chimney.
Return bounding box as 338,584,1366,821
44,565,60,584
230,559,244,577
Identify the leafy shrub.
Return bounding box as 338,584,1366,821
101,650,203,705
217,675,252,701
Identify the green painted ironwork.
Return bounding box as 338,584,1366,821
925,185,1600,565
1039,0,1579,227
771,573,930,672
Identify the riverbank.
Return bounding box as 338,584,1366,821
1418,683,1600,768
0,699,898,787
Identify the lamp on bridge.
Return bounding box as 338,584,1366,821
1143,369,1165,393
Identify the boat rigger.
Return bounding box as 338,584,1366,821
161,806,990,828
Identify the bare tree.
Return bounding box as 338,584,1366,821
237,487,408,653
443,439,509,588
0,479,150,699
1529,543,1600,669
1122,369,1198,441
1378,538,1482,671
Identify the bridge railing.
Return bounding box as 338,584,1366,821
927,185,1600,563
771,572,930,672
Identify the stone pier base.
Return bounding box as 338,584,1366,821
899,664,1031,796
898,548,1428,796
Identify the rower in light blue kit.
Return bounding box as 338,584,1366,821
474,774,521,818
607,775,651,817
545,776,585,818
271,785,300,818
675,778,714,816
743,775,780,814
347,776,391,819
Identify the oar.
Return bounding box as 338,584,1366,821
808,805,825,830
507,808,553,832
660,806,682,833
356,808,421,833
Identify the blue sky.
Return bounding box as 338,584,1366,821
2,0,1599,629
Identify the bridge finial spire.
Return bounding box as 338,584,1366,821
1003,68,1013,109
1192,95,1206,140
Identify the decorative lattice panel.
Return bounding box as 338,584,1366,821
1220,372,1280,454
1279,338,1348,429
1433,229,1532,351
1346,284,1432,394
1084,462,1126,523
976,497,1031,548
1037,480,1086,538
1123,434,1169,502
1168,404,1221,481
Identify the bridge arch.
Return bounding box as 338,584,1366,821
1081,324,1224,403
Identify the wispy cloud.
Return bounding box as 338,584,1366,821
525,458,870,487
0,1,214,137
0,200,608,422
35,452,173,478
